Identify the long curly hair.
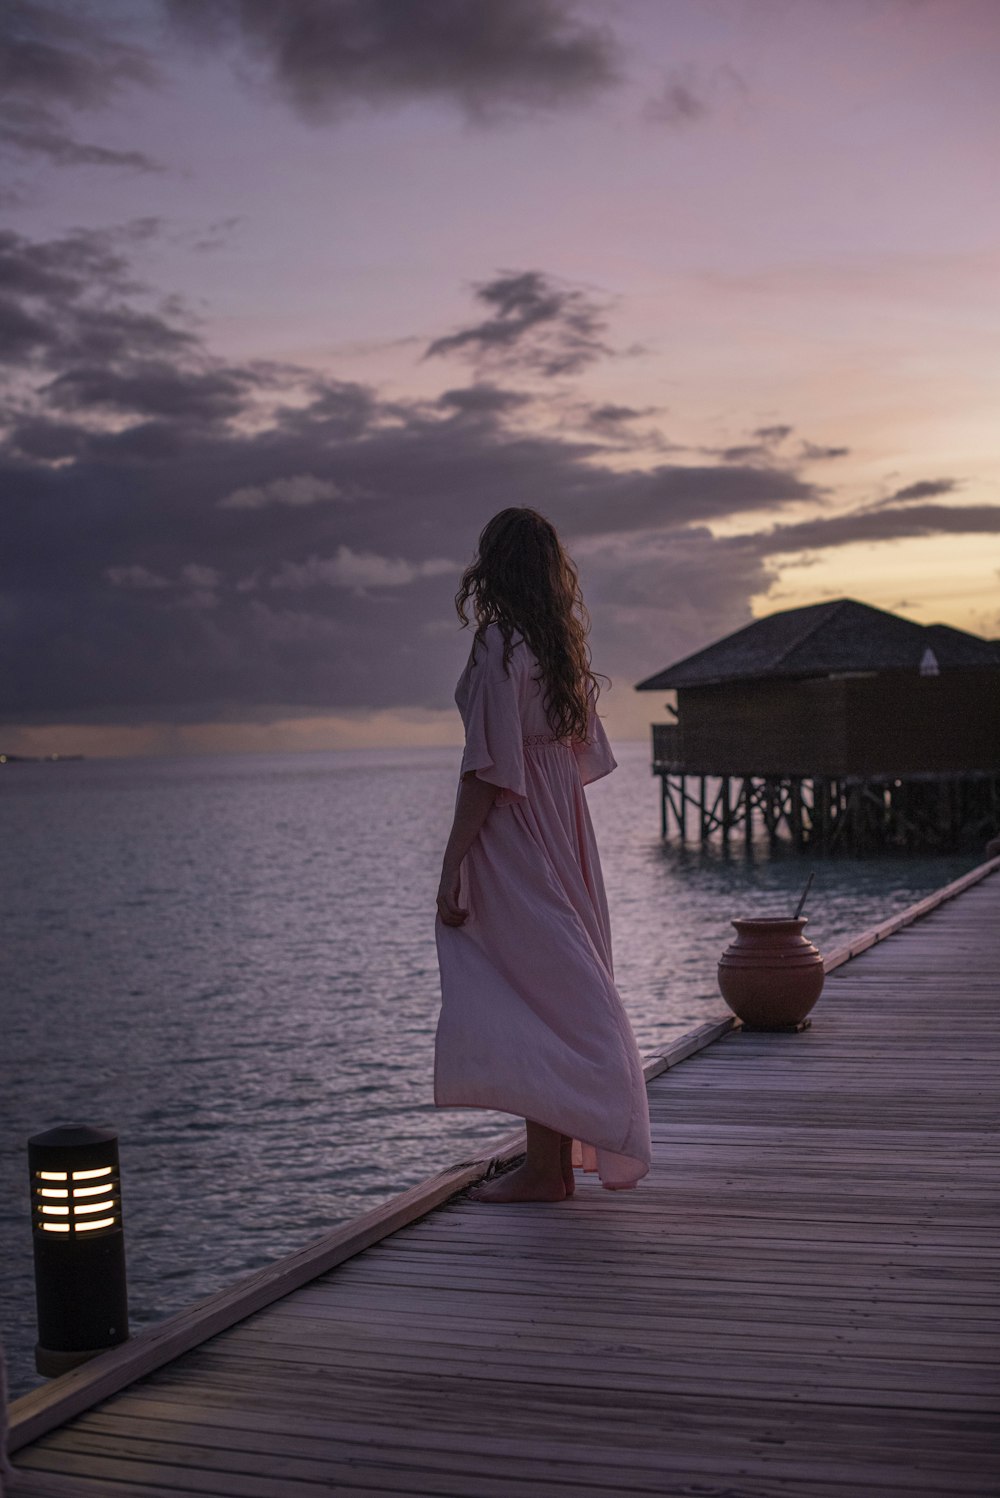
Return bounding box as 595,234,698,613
455,507,604,741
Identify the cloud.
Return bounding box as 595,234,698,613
0,225,131,314
735,502,1000,557
889,477,959,503
179,563,221,589
4,225,992,734
716,443,772,463
0,225,193,373
705,424,850,466
425,269,612,377
0,106,160,171
0,228,820,726
437,383,533,417
576,401,671,451
268,546,456,592
0,2,161,174
219,473,345,509
573,526,778,691
105,564,170,591
1,385,821,723
166,0,620,123
585,402,659,430
800,441,850,460
42,360,257,421
641,63,747,128
642,71,708,127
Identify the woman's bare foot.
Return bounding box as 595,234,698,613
560,1134,575,1197
467,1161,566,1203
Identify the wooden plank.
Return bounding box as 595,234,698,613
23,1417,1000,1498
640,1013,739,1080
821,853,1000,971
93,1386,1000,1460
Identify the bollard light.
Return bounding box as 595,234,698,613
28,1124,129,1377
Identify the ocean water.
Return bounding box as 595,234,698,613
0,741,979,1399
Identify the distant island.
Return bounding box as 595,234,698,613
0,753,85,764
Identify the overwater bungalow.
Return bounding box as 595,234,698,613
635,597,1000,851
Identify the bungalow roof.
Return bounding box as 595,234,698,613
635,598,1000,690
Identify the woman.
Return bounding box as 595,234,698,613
434,507,652,1202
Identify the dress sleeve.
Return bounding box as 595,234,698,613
572,692,617,786
459,634,527,804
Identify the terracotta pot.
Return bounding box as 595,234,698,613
718,917,824,1029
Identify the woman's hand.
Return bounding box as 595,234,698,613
436,864,468,927
436,772,497,927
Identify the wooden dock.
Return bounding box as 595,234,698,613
7,858,1000,1496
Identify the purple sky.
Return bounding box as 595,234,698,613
3,0,999,756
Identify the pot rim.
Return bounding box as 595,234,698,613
730,915,810,930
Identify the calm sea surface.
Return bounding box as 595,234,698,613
0,742,979,1398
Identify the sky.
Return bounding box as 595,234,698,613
2,0,999,757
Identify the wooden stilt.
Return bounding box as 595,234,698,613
790,778,803,847
651,739,997,851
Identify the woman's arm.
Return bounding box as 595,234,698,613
436,771,498,926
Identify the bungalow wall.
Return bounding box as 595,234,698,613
673,670,1000,776
675,677,849,775
844,671,1000,774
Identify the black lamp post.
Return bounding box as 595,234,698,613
28,1124,129,1377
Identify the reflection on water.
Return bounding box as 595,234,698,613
0,743,979,1396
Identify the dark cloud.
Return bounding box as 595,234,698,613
0,226,190,373
166,0,619,123
0,3,155,106
702,424,794,463
0,292,49,362
275,378,378,440
0,223,275,490
641,63,747,128
642,74,708,127
0,104,160,171
425,270,612,377
42,361,259,422
0,225,133,304
437,383,533,417
4,226,993,732
890,477,958,503
735,502,1000,557
0,2,161,174
584,403,661,431
575,527,778,689
706,426,850,467
716,443,771,463
800,441,850,460
576,401,673,455
0,231,821,724
190,217,244,253
4,415,87,462
1,384,822,724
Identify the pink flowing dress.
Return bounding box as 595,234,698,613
434,623,652,1190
